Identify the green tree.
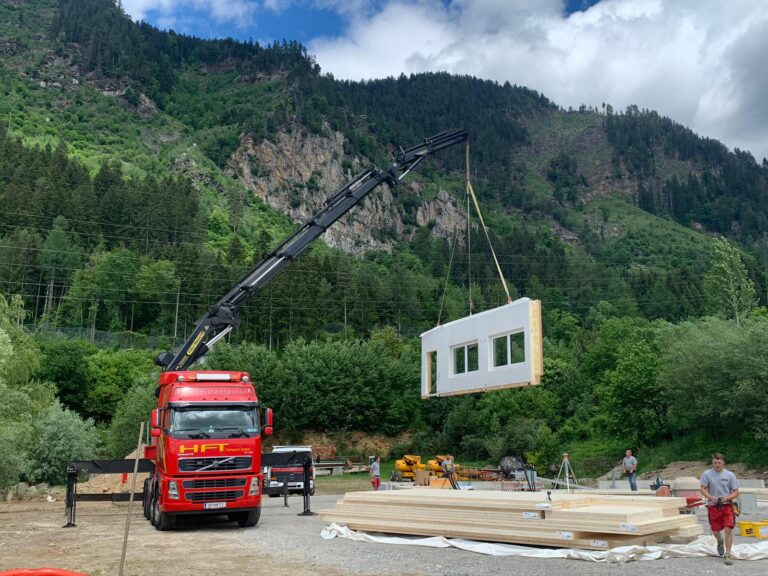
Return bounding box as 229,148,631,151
136,260,180,331
60,247,139,331
107,377,157,458
40,216,85,286
0,294,41,386
36,338,99,414
85,349,156,421
595,338,665,445
659,317,768,444
26,400,101,485
703,238,757,326
0,296,56,489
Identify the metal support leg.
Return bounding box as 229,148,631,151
283,479,289,507
63,465,77,528
298,458,317,517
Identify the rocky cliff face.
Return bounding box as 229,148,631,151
227,128,465,254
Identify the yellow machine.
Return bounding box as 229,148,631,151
428,455,467,479
392,454,469,482
392,454,427,481
427,455,447,476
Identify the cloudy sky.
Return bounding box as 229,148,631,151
121,0,768,162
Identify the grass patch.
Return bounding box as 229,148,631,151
561,438,625,479
579,197,713,272
636,433,768,473
315,472,372,495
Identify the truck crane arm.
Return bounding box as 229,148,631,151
156,129,468,371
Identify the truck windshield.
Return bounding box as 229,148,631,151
169,406,259,438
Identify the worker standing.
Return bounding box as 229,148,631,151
441,454,455,476
370,456,381,491
621,449,638,491
700,452,740,565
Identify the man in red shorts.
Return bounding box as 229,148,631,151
700,452,740,565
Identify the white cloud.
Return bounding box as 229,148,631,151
309,0,768,161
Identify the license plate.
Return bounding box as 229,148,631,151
204,502,227,509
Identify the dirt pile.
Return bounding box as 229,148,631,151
78,445,149,494
638,460,768,481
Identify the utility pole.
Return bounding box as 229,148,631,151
763,232,768,305
173,282,180,340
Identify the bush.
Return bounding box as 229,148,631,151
107,377,157,458
26,401,101,485
85,349,156,421
0,421,32,489
36,337,98,415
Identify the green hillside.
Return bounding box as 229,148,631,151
1,0,768,488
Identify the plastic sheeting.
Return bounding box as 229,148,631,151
320,523,768,563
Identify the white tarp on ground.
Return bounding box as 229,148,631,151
320,523,768,563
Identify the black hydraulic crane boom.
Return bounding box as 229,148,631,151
156,129,468,371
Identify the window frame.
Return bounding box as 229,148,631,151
451,341,479,376
490,331,526,369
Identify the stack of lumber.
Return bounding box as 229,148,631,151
320,490,702,550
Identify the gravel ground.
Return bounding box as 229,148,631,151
261,495,768,576
2,493,768,575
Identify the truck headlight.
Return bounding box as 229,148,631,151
249,477,260,496
168,480,179,500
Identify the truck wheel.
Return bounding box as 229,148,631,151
309,486,315,496
234,507,261,527
149,492,158,527
152,494,176,531
142,479,151,520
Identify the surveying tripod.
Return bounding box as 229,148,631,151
554,452,579,492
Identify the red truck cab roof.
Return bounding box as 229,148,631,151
158,371,257,404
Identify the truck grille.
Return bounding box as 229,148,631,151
186,490,244,502
183,478,247,489
178,456,252,473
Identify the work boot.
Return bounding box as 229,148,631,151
724,553,734,565
716,539,724,557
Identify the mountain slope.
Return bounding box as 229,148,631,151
1,0,767,344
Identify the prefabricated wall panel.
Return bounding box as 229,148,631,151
420,298,543,398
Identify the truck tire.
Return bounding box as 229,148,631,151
149,492,158,527
152,494,176,531
233,507,261,527
142,478,151,520
309,485,315,496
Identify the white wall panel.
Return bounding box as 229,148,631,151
420,298,543,398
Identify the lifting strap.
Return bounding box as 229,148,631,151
435,142,512,326
436,232,459,327
465,142,512,303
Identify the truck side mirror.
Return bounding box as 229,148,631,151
151,408,160,429
150,428,161,438
264,408,273,436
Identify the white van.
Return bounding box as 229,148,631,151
265,445,315,496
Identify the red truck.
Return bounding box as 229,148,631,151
140,130,467,530
142,370,273,530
